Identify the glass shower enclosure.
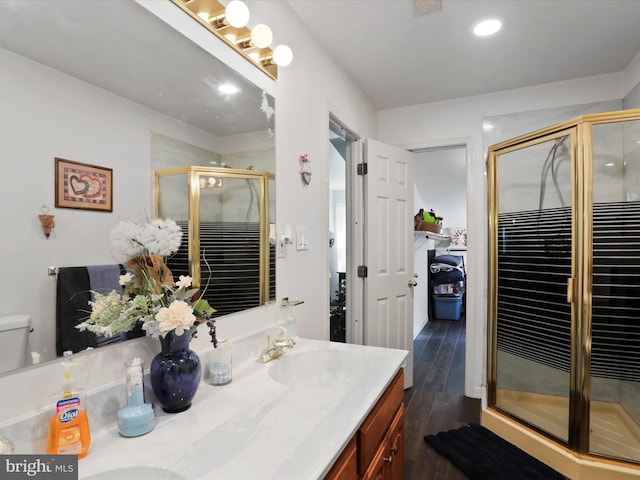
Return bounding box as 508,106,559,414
155,166,275,317
487,109,640,465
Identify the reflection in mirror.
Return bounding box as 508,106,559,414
156,165,276,315
0,0,275,375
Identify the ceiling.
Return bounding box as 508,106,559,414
288,0,640,110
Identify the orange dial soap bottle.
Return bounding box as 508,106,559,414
46,351,91,459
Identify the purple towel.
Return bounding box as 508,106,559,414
87,264,123,297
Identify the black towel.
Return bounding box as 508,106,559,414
55,267,97,356
56,264,128,355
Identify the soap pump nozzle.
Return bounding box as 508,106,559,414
124,357,145,407
61,350,80,398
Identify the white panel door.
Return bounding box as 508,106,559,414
364,138,414,389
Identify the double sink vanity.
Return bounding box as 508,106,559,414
80,333,407,479
0,318,407,480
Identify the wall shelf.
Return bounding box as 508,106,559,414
414,231,450,242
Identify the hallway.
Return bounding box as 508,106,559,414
403,315,481,479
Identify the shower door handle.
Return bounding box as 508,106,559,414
567,277,574,303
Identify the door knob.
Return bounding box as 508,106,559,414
408,279,418,287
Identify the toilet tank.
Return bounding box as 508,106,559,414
0,315,32,374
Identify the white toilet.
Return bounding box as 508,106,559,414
0,315,32,374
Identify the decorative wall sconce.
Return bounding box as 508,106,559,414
39,205,55,239
171,0,293,80
299,154,311,186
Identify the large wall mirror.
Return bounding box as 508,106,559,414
0,0,275,375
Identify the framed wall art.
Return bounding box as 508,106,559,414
55,158,113,212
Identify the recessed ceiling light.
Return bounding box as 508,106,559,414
218,83,239,94
473,18,502,37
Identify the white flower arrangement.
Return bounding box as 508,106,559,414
76,219,214,339
110,218,183,257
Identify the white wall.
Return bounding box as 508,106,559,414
414,147,467,230
378,73,626,398
232,1,379,340
413,237,434,337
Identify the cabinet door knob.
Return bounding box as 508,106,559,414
390,446,398,454
383,456,393,464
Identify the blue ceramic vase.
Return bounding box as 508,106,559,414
150,331,201,413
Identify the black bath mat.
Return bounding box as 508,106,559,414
424,423,565,480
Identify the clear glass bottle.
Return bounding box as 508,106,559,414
209,340,232,386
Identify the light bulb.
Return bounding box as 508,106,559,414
273,45,293,67
473,19,502,37
251,24,273,48
225,0,249,28
218,83,239,94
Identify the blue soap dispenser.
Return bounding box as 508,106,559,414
117,358,155,437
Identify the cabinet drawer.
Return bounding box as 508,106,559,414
358,369,404,473
325,435,357,480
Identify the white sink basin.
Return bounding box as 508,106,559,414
268,349,369,387
83,466,186,480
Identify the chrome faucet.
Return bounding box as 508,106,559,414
259,325,296,363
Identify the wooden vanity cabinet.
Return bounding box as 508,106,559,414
324,436,358,480
325,369,404,480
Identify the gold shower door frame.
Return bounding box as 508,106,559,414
487,108,640,464
154,166,273,305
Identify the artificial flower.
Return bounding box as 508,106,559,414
156,300,196,337
76,218,215,339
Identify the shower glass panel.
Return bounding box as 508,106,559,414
494,133,573,443
155,166,273,318
198,176,262,316
590,119,640,462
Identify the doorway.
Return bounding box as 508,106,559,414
411,145,468,335
328,114,358,343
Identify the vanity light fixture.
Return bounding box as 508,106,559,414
272,45,293,67
224,0,250,28
473,18,502,37
199,176,223,188
251,24,273,49
171,0,293,80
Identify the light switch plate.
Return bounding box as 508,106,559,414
296,226,309,251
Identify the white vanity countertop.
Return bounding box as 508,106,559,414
78,338,408,480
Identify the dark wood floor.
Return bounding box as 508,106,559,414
403,314,481,480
